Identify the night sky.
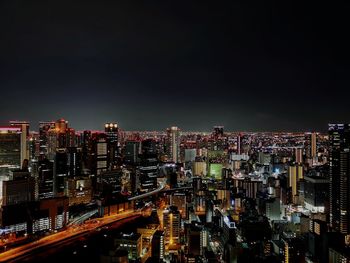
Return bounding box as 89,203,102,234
0,2,349,131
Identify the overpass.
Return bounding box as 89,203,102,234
0,211,141,263
128,178,167,201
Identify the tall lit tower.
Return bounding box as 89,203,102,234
39,121,55,157
163,206,180,245
237,133,242,155
305,132,318,165
289,164,303,204
105,123,119,167
311,132,317,158
9,121,29,165
329,124,350,233
166,126,180,163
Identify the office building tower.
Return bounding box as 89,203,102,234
163,206,181,245
223,216,236,251
54,149,68,196
96,170,122,198
311,132,317,158
283,238,306,263
137,139,158,191
86,132,109,176
237,133,242,155
124,140,141,164
47,118,76,160
29,132,40,160
304,175,328,213
294,148,303,164
166,126,180,163
39,121,55,157
33,158,55,200
329,124,350,233
186,222,208,256
1,173,35,206
0,126,22,167
152,230,165,261
289,164,303,204
170,192,187,219
66,147,82,177
105,123,119,166
9,121,29,165
305,132,318,165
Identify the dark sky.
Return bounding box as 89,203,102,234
0,1,349,131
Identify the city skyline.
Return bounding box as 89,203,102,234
1,2,349,131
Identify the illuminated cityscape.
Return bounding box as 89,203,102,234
0,122,347,262
1,1,349,263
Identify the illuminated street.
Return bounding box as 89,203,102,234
0,211,141,262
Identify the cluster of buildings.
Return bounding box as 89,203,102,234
1,120,350,262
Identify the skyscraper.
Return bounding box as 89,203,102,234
39,121,55,157
237,133,242,155
124,140,141,164
9,121,29,165
151,230,165,261
294,147,303,164
311,132,317,158
47,118,71,159
163,206,181,245
137,139,158,191
0,126,22,167
288,164,303,204
105,122,119,167
329,124,350,233
166,126,180,163
305,132,318,165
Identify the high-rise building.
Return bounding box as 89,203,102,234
237,133,242,155
86,132,108,176
163,206,181,245
311,132,317,158
137,139,158,191
124,140,141,164
66,147,82,177
105,123,119,167
329,124,350,233
0,126,22,167
39,121,55,157
186,222,208,256
47,118,72,159
166,126,180,163
294,148,303,164
170,192,187,219
304,175,328,213
9,121,29,165
1,173,35,206
305,132,318,165
54,149,68,196
34,158,55,200
289,164,303,204
152,230,165,261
